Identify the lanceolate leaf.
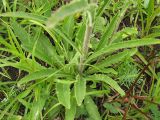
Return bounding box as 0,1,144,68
65,97,76,120
75,75,86,106
96,0,110,16
86,38,160,63
13,59,44,72
145,0,154,15
11,21,31,45
96,2,130,50
75,21,86,47
63,16,75,39
46,0,89,28
53,28,81,53
95,48,137,68
88,48,137,74
2,0,7,11
11,21,62,66
0,12,46,22
87,74,125,96
96,14,119,50
144,0,150,8
17,68,55,86
56,82,71,109
29,85,49,120
84,96,101,120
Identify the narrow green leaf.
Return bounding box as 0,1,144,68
17,68,55,86
75,75,86,106
0,36,12,48
65,98,76,120
96,14,119,50
75,21,86,48
46,0,89,28
28,85,49,120
87,74,125,96
55,79,75,84
84,96,101,120
87,48,136,74
2,0,7,11
86,38,160,63
63,16,75,39
96,2,130,50
43,103,61,118
144,0,150,8
0,100,16,119
95,48,137,68
145,0,154,15
18,98,31,109
86,90,109,96
96,0,110,16
54,28,81,54
87,66,118,75
11,21,30,45
56,83,71,109
13,58,44,72
111,27,138,43
17,89,32,99
0,12,46,22
145,7,160,34
11,21,62,66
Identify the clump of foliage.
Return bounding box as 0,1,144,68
117,58,142,88
0,0,160,120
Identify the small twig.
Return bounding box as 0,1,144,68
123,105,129,120
130,103,151,120
126,62,151,97
132,95,147,100
107,93,119,102
133,95,159,105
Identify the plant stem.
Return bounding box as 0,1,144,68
79,12,93,74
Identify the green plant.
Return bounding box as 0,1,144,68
117,58,142,88
0,0,160,120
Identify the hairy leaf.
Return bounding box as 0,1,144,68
87,74,125,96
84,96,101,120
56,82,71,109
17,68,55,86
86,38,160,63
75,75,86,106
46,0,89,28
65,98,76,120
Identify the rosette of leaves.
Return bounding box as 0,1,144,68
0,0,160,120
